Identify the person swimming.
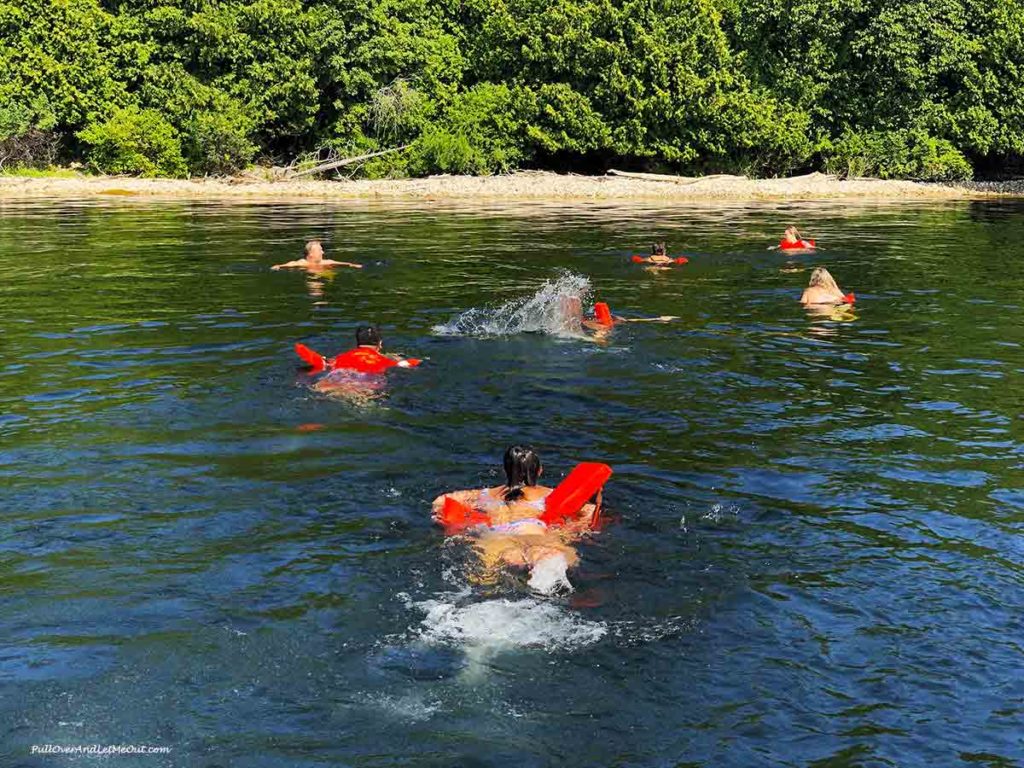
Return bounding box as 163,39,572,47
557,295,675,338
647,242,671,265
432,446,602,592
272,240,363,271
780,226,815,250
800,266,851,305
296,325,421,373
631,242,688,266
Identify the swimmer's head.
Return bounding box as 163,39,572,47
651,242,666,256
356,325,382,348
503,445,542,502
558,294,584,332
304,240,324,261
784,226,800,241
807,266,840,292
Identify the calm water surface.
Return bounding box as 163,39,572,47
1,199,1023,767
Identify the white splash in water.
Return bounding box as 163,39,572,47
413,597,606,652
433,273,592,338
360,691,442,722
528,552,573,595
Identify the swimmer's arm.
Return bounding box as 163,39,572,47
271,259,307,270
617,315,678,323
321,259,364,269
383,352,422,368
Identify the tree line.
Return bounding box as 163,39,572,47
1,0,1020,180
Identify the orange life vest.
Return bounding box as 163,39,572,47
330,346,399,374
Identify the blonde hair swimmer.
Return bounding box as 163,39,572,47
271,240,363,271
801,266,855,305
779,226,816,251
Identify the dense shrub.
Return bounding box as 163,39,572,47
78,106,187,177
408,84,532,175
0,98,60,170
824,130,974,182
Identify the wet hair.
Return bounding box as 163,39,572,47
651,242,667,256
356,325,382,346
807,266,840,293
304,240,322,256
502,445,542,502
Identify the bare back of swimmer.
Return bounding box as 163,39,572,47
800,266,848,305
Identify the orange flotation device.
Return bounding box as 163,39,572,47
779,238,815,250
436,462,613,535
295,342,421,374
843,292,855,304
593,302,613,326
538,462,613,527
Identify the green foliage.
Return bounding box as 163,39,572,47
0,0,1019,178
409,83,532,174
78,106,187,177
178,94,256,176
724,0,1024,177
824,130,974,182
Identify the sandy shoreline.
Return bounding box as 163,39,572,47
0,170,1018,203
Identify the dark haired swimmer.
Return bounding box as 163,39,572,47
272,240,363,271
296,325,421,374
432,446,600,591
631,242,689,266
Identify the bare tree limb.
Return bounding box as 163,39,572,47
288,146,410,178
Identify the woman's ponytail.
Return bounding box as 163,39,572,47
502,445,541,502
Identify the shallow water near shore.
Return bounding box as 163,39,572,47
1,199,1023,766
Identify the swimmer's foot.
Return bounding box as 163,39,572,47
528,552,573,595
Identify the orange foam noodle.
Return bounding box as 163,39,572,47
540,462,613,526
295,342,327,371
593,302,613,326
439,495,490,533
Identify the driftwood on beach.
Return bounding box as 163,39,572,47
288,146,410,178
606,169,842,185
606,169,748,184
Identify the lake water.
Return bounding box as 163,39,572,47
1,198,1022,767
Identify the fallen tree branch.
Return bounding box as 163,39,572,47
288,145,410,178
606,168,748,184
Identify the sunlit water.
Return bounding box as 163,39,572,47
1,199,1023,767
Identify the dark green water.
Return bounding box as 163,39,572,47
2,199,1023,767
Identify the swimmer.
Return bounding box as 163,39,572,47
558,296,674,338
271,240,363,271
778,226,816,251
800,266,852,305
432,446,602,592
631,242,689,266
296,325,421,373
